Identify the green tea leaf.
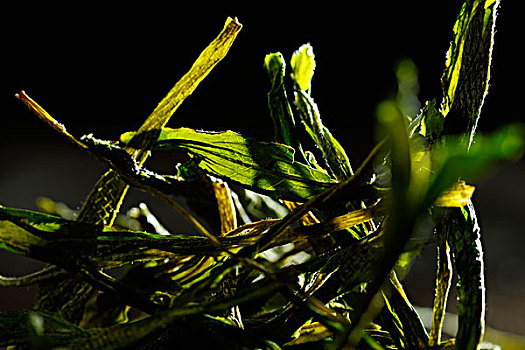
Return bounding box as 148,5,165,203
291,44,353,181
264,52,308,164
429,211,453,347
440,0,499,147
285,321,332,346
0,309,89,347
442,202,486,350
1,205,338,271
428,3,500,346
121,128,336,201
290,43,316,93
0,206,217,269
130,17,243,157
381,276,429,349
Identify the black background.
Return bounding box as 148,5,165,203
1,1,524,336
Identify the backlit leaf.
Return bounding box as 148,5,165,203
290,43,316,93
291,44,353,181
440,0,499,147
264,52,308,165
121,128,336,201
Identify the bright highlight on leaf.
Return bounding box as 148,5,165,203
433,181,475,207
290,43,316,92
290,44,354,181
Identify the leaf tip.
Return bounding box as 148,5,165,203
225,16,243,31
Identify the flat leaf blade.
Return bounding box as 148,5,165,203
122,128,336,201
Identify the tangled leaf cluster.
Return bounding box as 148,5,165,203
2,2,524,349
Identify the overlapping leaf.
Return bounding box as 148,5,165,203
0,206,248,269
121,127,336,201
0,310,89,348
290,44,354,181
0,203,382,271
264,52,308,164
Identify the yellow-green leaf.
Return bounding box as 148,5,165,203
290,43,316,92
121,128,336,201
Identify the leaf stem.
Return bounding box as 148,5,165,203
0,265,67,287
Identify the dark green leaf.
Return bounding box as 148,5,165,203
441,203,486,350
429,212,453,347
0,206,228,269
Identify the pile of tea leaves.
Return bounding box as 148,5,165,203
2,2,524,349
